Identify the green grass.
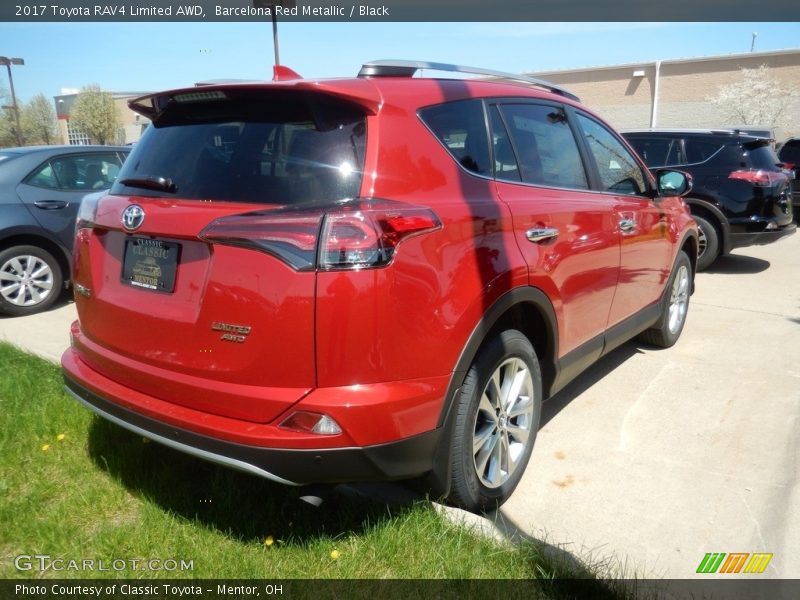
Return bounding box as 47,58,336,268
0,341,627,595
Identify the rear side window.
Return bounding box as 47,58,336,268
684,140,722,164
496,104,588,189
113,91,366,205
26,153,126,191
489,106,520,182
626,136,686,167
745,143,781,170
419,100,491,177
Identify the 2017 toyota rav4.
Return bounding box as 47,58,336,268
62,61,698,512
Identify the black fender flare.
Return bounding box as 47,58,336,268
683,197,731,255
427,286,558,498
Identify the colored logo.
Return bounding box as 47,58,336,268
696,552,773,574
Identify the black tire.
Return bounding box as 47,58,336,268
0,245,63,317
448,329,542,513
638,251,692,348
693,214,719,272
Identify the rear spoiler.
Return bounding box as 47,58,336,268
128,79,383,122
742,138,776,150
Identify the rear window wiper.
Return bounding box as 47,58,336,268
119,176,178,193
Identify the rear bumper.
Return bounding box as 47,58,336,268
64,374,441,485
729,222,796,250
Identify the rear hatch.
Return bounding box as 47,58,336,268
722,139,793,225
72,87,368,423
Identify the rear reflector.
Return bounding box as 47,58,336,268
279,411,342,435
199,199,441,271
728,169,788,187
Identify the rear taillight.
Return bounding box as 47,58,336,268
199,199,441,271
199,209,325,270
75,191,105,230
728,169,788,187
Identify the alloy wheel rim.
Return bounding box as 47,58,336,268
697,228,707,258
472,358,535,489
668,265,690,334
0,255,54,307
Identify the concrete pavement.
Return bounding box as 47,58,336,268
2,233,798,579
447,233,800,579
0,296,74,362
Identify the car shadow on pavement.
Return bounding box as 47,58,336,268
489,508,644,596
703,254,770,275
541,343,643,428
86,416,430,544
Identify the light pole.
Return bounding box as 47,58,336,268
0,56,24,146
251,1,296,68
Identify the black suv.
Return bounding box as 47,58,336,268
623,130,795,270
777,137,800,218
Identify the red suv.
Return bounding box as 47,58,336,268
61,61,698,512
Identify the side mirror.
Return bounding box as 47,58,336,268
655,169,692,197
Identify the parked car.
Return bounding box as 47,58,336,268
61,61,697,512
777,137,800,218
0,145,130,316
623,129,796,270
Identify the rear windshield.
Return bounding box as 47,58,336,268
112,90,366,205
744,143,781,170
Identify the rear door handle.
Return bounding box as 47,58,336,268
34,200,69,210
619,219,636,233
526,227,559,243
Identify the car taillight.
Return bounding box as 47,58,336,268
728,169,787,187
75,191,104,230
199,199,441,272
319,203,441,270
199,209,324,271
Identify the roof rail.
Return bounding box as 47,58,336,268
358,60,580,103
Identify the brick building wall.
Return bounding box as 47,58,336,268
530,49,800,140
54,92,150,145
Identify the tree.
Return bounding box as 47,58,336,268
21,94,58,145
70,84,120,145
0,84,20,148
710,65,798,127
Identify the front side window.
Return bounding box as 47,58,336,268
577,114,647,195
419,99,491,177
496,104,588,189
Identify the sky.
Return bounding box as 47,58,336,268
1,21,799,103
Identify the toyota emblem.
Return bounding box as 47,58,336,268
121,205,145,231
